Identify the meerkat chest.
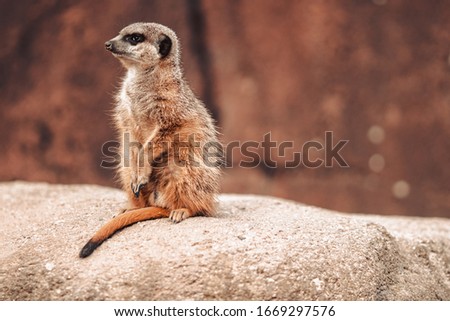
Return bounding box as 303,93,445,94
117,69,158,140
119,69,138,115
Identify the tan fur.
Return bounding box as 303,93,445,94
79,22,221,258
90,207,170,243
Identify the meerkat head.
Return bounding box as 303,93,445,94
105,22,179,70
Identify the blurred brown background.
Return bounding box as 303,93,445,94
1,0,449,217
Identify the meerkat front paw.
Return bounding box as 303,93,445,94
130,172,149,198
169,208,192,223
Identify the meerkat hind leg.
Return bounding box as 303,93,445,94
169,208,192,223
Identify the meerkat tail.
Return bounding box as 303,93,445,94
79,207,169,258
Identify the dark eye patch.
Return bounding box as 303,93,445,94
124,33,145,46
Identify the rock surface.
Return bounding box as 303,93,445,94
0,182,449,300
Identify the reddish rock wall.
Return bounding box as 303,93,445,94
1,0,449,217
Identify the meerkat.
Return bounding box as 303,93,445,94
79,22,222,258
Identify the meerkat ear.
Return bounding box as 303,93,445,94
158,35,172,58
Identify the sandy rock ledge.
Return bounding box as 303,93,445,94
0,182,449,300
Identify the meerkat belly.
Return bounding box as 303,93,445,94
146,162,182,207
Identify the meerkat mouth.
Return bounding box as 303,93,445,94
112,51,126,57
112,52,142,64
111,51,134,60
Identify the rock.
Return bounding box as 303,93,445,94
0,181,449,300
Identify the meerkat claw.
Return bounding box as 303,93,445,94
169,209,191,223
131,183,145,198
130,183,138,198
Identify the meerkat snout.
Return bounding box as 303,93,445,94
105,41,113,51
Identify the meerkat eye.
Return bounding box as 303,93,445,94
124,33,145,46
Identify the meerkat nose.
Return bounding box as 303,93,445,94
105,41,113,51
